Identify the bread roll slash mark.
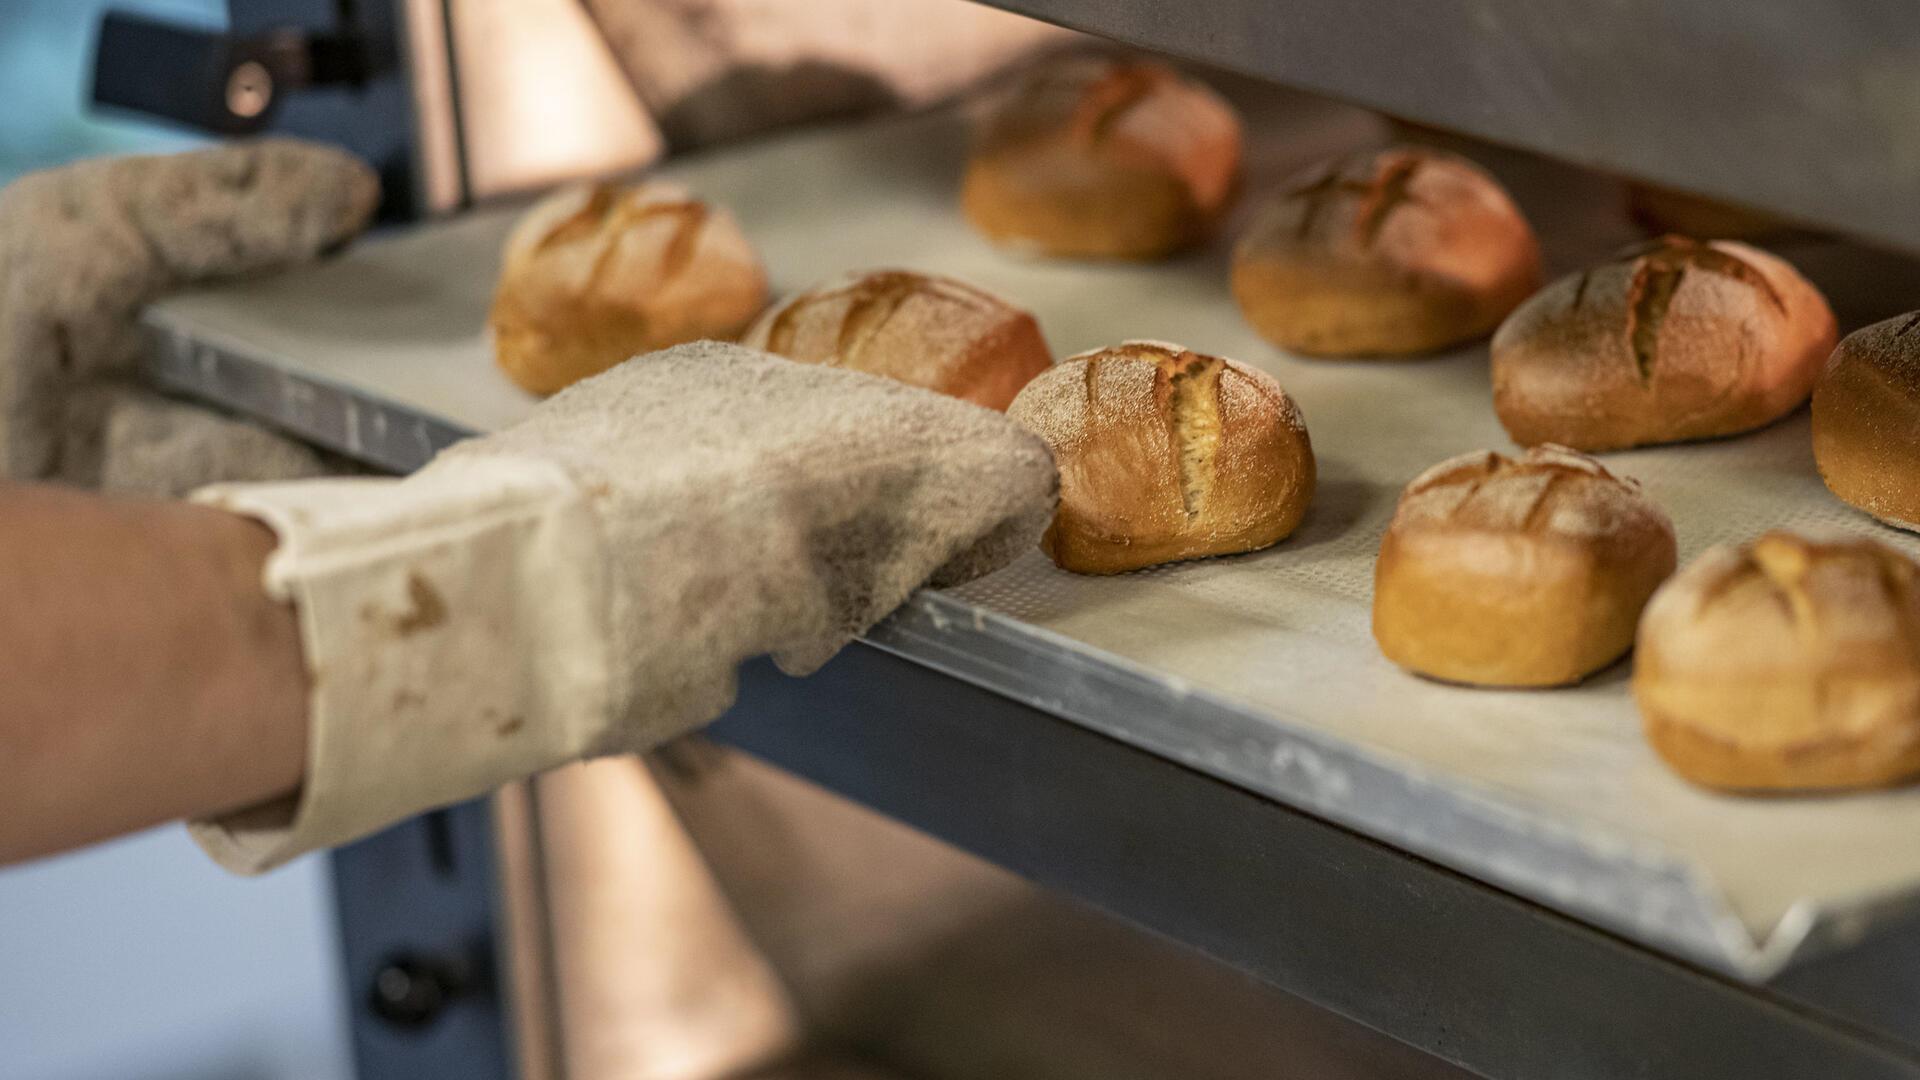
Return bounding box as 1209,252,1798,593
833,272,923,368
1284,153,1424,248
643,201,711,280
535,185,619,252
537,187,712,296
1355,156,1422,248
1074,64,1161,145
1620,236,1786,386
1165,354,1224,519
1748,532,1823,639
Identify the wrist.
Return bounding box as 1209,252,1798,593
170,501,309,812
187,463,618,872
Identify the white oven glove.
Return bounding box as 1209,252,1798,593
0,139,378,488
583,0,1069,147
188,342,1057,873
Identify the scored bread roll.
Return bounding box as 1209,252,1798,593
1372,446,1677,687
1812,312,1920,532
1006,341,1314,574
1491,235,1836,451
1231,146,1543,357
491,181,768,395
961,55,1242,260
1635,532,1920,792
740,269,1052,411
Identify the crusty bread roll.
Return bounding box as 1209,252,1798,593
1006,341,1314,574
740,269,1052,411
1373,446,1677,687
491,181,767,395
1635,531,1920,791
1812,312,1920,532
1232,147,1542,357
961,55,1242,260
1491,236,1836,451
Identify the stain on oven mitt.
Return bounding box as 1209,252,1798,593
0,139,379,485
188,342,1058,873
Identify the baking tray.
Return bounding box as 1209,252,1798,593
142,84,1920,982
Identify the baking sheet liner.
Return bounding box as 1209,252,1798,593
145,84,1920,978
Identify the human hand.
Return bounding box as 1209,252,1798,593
190,342,1056,871
0,139,377,485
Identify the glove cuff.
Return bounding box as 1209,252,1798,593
186,458,615,873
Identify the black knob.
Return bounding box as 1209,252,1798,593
91,11,377,135
368,951,476,1030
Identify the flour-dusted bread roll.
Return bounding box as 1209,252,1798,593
961,55,1243,260
1007,341,1313,574
1491,236,1836,451
1373,445,1676,687
1231,147,1542,358
491,181,768,395
1813,312,1920,532
741,269,1052,411
1635,532,1920,791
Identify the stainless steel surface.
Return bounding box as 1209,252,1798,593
969,0,1920,252
329,800,512,1080
430,0,661,205
144,93,1920,989
711,650,1920,1079
652,738,1473,1080
400,0,664,214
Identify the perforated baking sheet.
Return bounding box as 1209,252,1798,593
144,85,1920,980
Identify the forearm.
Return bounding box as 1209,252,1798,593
0,484,307,865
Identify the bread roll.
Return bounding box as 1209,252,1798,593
1006,341,1314,574
1634,532,1920,791
741,270,1052,410
961,55,1242,260
1232,147,1542,357
1373,446,1677,687
1491,236,1836,451
1812,312,1920,531
491,181,767,395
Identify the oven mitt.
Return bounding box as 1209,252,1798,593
92,386,332,497
0,138,378,487
188,342,1058,873
582,0,1068,147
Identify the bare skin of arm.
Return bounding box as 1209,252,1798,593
0,484,308,866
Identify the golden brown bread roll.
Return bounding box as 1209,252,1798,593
740,269,1052,411
491,181,768,395
1372,445,1677,687
1006,341,1314,574
1634,532,1920,791
1231,147,1543,357
961,55,1242,260
1812,312,1920,532
1491,236,1836,451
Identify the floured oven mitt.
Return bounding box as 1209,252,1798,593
0,139,378,484
188,343,1058,873
96,388,331,499
582,0,1069,148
